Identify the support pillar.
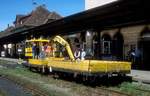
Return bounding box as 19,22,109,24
86,30,93,58
97,31,101,59
0,44,3,57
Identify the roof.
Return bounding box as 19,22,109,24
13,6,62,27
23,6,50,26
44,12,62,23
1,0,150,42
26,0,150,35
0,25,32,40
4,26,15,32
14,14,26,24
0,5,62,42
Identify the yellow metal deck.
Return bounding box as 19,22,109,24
47,59,131,74
28,58,131,74
28,59,48,66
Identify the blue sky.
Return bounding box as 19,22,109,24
0,0,85,31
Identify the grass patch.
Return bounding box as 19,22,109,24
109,82,150,96
0,90,6,96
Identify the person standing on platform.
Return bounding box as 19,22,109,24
45,44,52,57
74,48,81,60
80,49,86,60
32,43,36,59
35,44,40,59
39,44,46,59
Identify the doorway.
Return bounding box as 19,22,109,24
113,32,124,60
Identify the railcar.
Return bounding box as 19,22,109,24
25,36,131,78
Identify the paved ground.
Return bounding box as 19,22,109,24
0,57,20,63
128,70,150,84
0,57,26,64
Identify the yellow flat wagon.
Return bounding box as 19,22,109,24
48,59,131,75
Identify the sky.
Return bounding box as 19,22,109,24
0,0,85,31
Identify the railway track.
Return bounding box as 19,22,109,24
96,87,130,96
1,60,150,96
2,75,149,96
22,84,49,96
85,87,130,96
0,61,53,96
0,75,49,96
2,74,150,96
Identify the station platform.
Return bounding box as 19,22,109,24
0,57,19,63
0,57,25,64
127,70,150,84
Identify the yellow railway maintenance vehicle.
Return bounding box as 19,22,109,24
25,36,131,78
25,38,50,72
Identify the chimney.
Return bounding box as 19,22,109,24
7,24,9,28
42,4,46,8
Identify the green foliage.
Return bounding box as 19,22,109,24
0,90,6,96
110,82,150,96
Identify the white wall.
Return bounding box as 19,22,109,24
85,0,118,10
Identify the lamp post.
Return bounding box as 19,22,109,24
17,46,23,64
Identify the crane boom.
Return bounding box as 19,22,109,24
53,36,75,60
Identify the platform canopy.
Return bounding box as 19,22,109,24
0,0,150,43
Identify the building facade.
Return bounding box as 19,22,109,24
83,0,150,70
0,6,62,58
85,0,117,10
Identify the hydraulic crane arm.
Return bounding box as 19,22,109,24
53,36,75,60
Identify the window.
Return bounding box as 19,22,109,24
20,21,23,24
102,41,111,54
101,34,112,54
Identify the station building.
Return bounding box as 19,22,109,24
87,0,150,70
64,0,150,70
0,0,150,70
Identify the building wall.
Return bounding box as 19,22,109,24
100,25,147,60
64,25,146,60
85,0,117,10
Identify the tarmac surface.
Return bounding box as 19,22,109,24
1,57,150,84
128,70,150,84
0,57,21,63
